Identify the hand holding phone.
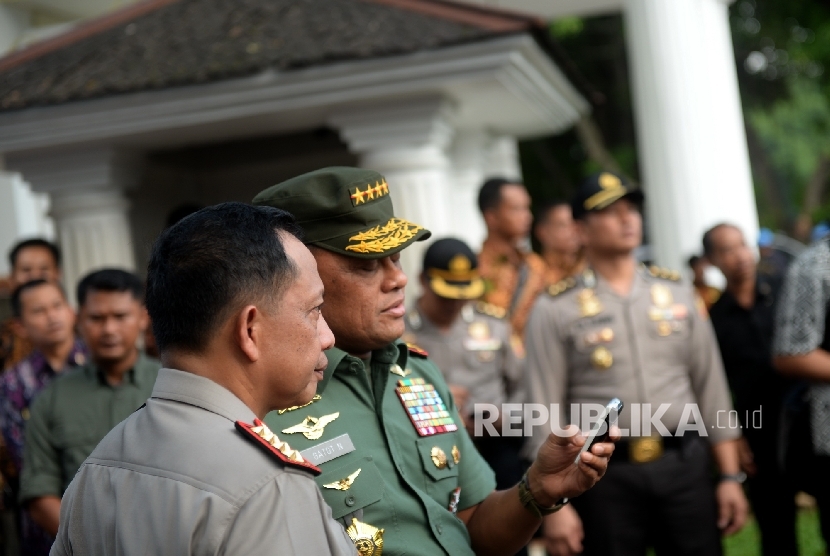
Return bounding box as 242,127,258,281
575,398,623,465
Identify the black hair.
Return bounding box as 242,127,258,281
534,200,571,226
8,238,61,269
701,223,735,258
11,279,67,318
145,202,303,354
166,203,204,228
77,268,145,307
477,177,522,215
687,255,701,269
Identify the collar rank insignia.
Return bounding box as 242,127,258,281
390,364,411,377
346,518,384,556
282,412,339,440
395,378,458,436
277,394,321,415
406,343,429,357
235,419,321,475
323,468,361,491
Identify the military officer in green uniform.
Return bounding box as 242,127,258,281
524,173,748,556
403,237,527,493
254,167,616,556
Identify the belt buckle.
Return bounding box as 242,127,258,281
629,436,663,463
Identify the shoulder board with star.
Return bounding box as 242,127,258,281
236,418,321,475
547,276,578,297
474,301,506,319
647,265,681,282
406,343,429,357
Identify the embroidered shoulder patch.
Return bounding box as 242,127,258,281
406,343,429,357
236,418,321,475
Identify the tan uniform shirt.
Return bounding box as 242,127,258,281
403,302,525,415
51,368,356,556
524,266,738,457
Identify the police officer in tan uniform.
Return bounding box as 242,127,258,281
404,238,526,492
525,173,748,556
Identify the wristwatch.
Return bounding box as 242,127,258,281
719,472,747,484
517,471,569,518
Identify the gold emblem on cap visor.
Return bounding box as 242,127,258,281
282,412,339,440
598,172,622,189
591,346,613,370
431,446,448,469
346,518,384,556
346,218,424,254
584,172,627,210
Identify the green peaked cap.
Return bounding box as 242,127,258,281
253,167,431,259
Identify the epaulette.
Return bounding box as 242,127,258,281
406,343,429,357
474,301,506,319
647,265,681,282
236,419,321,475
547,276,578,297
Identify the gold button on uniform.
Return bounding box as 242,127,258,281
591,346,613,370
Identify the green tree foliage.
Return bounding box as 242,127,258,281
731,0,830,230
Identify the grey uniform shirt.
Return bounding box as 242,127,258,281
404,302,525,415
524,267,738,457
51,368,356,556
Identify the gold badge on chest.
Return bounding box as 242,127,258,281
346,518,384,556
577,289,603,317
281,413,339,440
650,284,673,308
591,346,613,370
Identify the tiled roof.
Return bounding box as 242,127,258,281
0,0,540,111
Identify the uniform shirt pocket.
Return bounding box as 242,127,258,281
316,457,384,520
415,434,461,505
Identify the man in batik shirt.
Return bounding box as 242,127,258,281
0,280,85,556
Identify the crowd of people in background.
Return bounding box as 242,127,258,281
0,170,828,556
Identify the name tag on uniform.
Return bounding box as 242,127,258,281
301,434,355,466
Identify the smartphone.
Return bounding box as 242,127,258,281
574,398,624,465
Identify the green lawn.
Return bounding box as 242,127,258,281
723,509,826,556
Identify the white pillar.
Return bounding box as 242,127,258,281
624,0,758,269
5,148,139,303
448,131,523,252
0,171,54,276
332,98,456,282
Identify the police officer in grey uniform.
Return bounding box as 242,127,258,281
525,173,748,556
404,238,526,491
51,203,356,556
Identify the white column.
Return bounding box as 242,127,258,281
448,131,523,252
624,0,758,269
0,170,54,276
6,148,139,303
332,97,456,282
